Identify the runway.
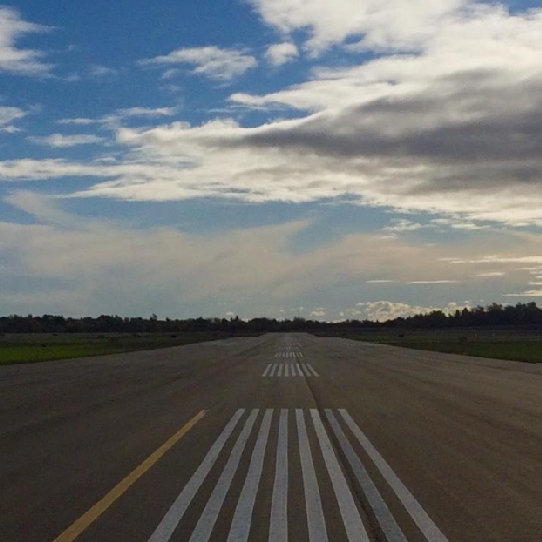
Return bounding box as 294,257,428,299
1,333,541,541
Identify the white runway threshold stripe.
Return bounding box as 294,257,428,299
262,364,319,377
147,409,448,542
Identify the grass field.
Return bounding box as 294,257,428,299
385,340,542,363
0,332,242,365
340,328,542,364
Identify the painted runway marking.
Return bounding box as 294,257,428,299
227,410,273,542
51,410,206,542
262,364,319,377
339,409,450,542
310,410,369,542
148,410,243,542
147,409,448,542
296,410,328,542
325,410,408,542
188,410,258,542
274,351,303,358
269,410,288,542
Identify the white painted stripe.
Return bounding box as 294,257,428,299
275,353,279,358
269,410,288,542
308,364,319,377
227,410,273,542
339,410,449,542
295,410,328,542
269,364,278,377
263,364,272,377
310,410,368,542
277,364,283,377
301,364,310,376
148,410,245,542
189,410,259,542
284,364,290,377
298,352,304,358
295,364,302,377
325,410,408,542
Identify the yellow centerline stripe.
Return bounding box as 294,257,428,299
51,409,207,542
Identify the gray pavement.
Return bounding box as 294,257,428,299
1,333,541,542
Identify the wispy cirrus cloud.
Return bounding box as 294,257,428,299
141,46,257,81
0,6,52,75
27,133,106,148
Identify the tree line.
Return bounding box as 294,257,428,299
1,302,541,334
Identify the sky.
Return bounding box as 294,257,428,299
2,0,542,322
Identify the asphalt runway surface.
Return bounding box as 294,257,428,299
1,333,541,542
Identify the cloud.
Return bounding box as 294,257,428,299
357,300,471,322
5,6,542,229
477,272,505,277
142,46,257,81
27,133,106,148
384,218,425,232
0,105,27,132
504,290,542,297
309,308,326,318
408,280,460,284
89,64,117,77
115,106,178,117
0,6,52,75
57,117,96,126
265,42,299,66
57,106,179,130
366,279,394,283
246,0,467,54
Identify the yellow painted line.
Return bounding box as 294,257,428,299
51,409,207,542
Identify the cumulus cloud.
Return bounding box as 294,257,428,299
0,6,52,75
265,42,299,66
358,300,471,322
142,46,257,81
28,133,105,148
4,5,542,229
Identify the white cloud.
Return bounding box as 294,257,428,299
309,308,326,318
265,42,299,66
115,106,178,117
142,46,257,81
408,280,460,284
6,6,542,229
28,134,106,148
89,65,117,77
57,117,96,126
0,6,52,75
366,279,394,283
477,272,505,277
357,300,471,322
0,105,26,132
504,290,542,297
246,0,467,54
384,218,425,232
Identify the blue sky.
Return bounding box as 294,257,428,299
2,0,542,321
